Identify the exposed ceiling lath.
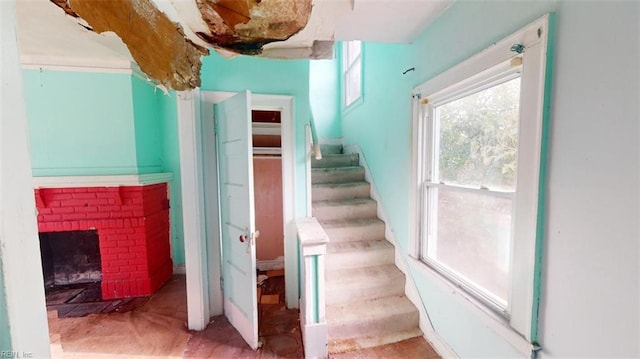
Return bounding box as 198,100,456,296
50,0,312,91
61,0,207,91
195,0,312,55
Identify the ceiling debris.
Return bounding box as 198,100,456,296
58,0,207,91
50,0,313,90
50,0,78,18
195,0,312,55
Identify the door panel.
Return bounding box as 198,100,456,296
215,90,259,350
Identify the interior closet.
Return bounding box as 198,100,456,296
252,110,284,270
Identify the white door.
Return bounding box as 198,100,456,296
215,90,259,350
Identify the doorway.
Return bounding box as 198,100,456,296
252,110,285,272
192,91,297,332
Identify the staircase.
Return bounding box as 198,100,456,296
311,144,422,354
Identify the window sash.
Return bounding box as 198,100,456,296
421,65,523,316
343,41,362,107
422,182,515,314
344,62,361,106
343,41,361,68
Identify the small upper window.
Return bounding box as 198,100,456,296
342,41,362,107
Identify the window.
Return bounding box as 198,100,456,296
424,69,521,313
342,40,362,107
410,15,552,343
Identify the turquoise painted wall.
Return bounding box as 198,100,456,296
130,76,186,265
200,52,311,217
159,91,185,265
309,57,341,139
23,70,138,176
342,0,639,357
0,258,11,351
341,42,413,248
23,70,186,264
131,76,163,174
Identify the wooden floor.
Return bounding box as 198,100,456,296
50,275,440,358
45,282,148,318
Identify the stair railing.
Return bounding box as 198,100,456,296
307,121,322,160
297,217,329,359
305,123,322,216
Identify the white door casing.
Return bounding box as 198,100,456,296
180,91,297,334
201,91,298,311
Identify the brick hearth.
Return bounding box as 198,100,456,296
34,183,173,299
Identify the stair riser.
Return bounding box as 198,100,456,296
323,223,385,243
326,248,394,271
327,310,419,340
328,329,423,354
320,144,343,155
312,169,365,184
312,184,370,201
311,154,359,168
326,280,405,305
313,202,377,222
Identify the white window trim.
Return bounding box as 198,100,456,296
422,66,521,315
342,40,362,108
409,14,550,351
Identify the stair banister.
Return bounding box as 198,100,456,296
307,121,322,160
305,123,322,216
297,217,329,359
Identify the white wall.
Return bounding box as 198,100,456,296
414,1,640,356
539,2,639,357
0,0,51,355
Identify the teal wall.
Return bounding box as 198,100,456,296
131,76,163,174
342,0,639,357
309,57,341,139
200,52,311,216
0,258,11,352
159,92,185,265
23,70,137,176
22,70,186,265
341,42,413,248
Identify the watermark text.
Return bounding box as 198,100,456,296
0,352,33,358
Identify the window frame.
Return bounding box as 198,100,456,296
409,14,552,348
422,65,522,316
342,40,363,108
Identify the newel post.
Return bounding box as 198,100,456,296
297,217,329,359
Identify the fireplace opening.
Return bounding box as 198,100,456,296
39,230,102,300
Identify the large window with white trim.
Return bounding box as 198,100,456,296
424,72,521,313
411,15,551,341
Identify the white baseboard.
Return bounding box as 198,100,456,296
343,143,458,359
173,264,186,275
423,330,459,358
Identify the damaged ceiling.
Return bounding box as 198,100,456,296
17,0,454,91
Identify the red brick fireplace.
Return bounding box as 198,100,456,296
34,175,173,300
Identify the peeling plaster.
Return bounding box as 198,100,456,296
66,0,208,91
195,0,312,55
51,0,78,18
50,0,313,89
